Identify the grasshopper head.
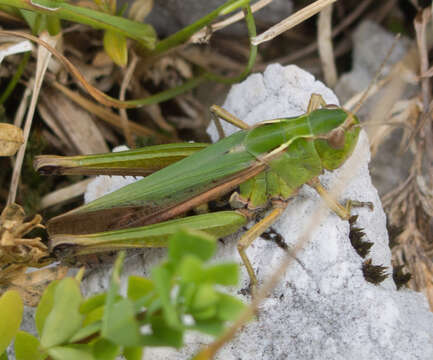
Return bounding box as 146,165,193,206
308,108,360,170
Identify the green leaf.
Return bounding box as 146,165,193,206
151,265,179,328
69,322,101,343
79,293,106,314
92,338,120,360
0,290,23,355
19,9,45,34
140,316,183,348
46,14,61,35
123,346,142,360
102,298,141,347
127,276,155,301
189,319,224,336
178,255,204,283
203,263,239,285
168,229,216,264
0,351,8,360
102,252,142,347
35,280,60,336
103,30,128,67
179,283,196,309
192,284,218,310
83,306,105,326
47,345,94,360
14,331,45,360
216,293,245,321
40,278,83,348
192,306,217,321
21,0,157,48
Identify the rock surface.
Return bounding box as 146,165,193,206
83,64,433,359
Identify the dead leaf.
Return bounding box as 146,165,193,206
0,266,68,306
0,123,24,156
0,203,49,268
0,203,68,306
129,0,153,22
39,87,109,154
0,40,32,64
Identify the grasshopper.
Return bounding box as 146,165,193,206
34,94,371,290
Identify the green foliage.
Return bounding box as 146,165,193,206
3,230,244,359
103,29,128,67
0,290,23,355
40,278,83,348
14,332,45,360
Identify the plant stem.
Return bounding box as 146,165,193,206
204,5,257,84
152,0,249,56
0,51,30,105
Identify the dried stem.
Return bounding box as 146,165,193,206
119,51,138,148
8,32,58,204
317,3,337,87
251,0,337,46
255,0,374,69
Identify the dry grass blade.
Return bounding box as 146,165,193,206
0,40,32,64
39,87,109,154
383,6,433,311
40,179,93,210
0,30,139,109
119,52,139,148
50,81,173,143
129,0,153,22
13,86,32,128
0,10,23,23
364,74,407,151
8,31,59,205
254,0,375,70
317,3,337,87
212,0,273,32
251,0,337,46
369,98,420,156
191,0,274,43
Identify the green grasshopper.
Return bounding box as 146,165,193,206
34,94,370,290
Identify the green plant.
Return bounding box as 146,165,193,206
0,229,245,360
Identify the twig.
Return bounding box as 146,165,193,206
8,32,58,204
251,0,337,46
50,80,174,143
317,3,337,87
119,51,138,148
40,179,93,209
254,0,374,70
211,0,273,32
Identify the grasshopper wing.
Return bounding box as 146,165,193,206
47,131,265,236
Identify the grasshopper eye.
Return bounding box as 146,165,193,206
327,128,345,149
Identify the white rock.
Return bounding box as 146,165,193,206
84,145,143,204
79,64,433,359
